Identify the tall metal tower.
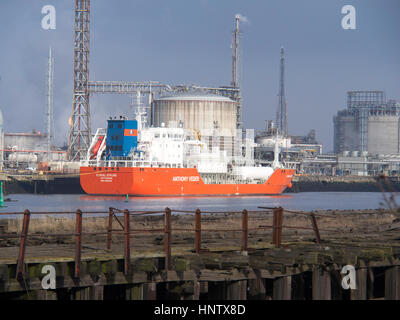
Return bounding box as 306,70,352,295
232,15,242,129
276,47,288,136
68,0,91,161
46,46,54,160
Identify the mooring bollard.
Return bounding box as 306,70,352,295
16,209,31,279
195,209,202,253
241,209,248,251
74,209,83,278
124,209,131,275
164,207,172,270
107,208,114,250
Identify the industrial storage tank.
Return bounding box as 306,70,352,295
367,116,400,154
151,94,237,137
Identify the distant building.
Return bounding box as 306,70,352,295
4,130,47,151
333,91,400,155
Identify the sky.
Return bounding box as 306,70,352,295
0,0,399,152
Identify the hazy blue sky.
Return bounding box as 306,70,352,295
0,0,399,152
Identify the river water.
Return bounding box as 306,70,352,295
0,192,396,217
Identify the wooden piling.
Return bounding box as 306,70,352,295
195,209,201,253
310,213,321,244
272,207,283,247
351,268,367,300
385,266,400,300
143,283,157,300
164,207,172,270
226,280,247,300
124,209,131,275
16,209,30,280
90,286,104,300
74,209,82,278
273,276,291,300
248,277,266,300
241,209,248,252
126,284,143,300
312,269,331,300
106,208,114,250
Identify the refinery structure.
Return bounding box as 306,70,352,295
0,0,399,178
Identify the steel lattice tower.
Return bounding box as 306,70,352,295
68,0,91,161
276,47,288,136
232,15,242,129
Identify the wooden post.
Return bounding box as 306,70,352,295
385,266,400,300
273,276,291,300
248,277,266,300
124,209,131,275
312,269,331,300
74,287,90,300
164,207,172,270
272,207,284,247
195,209,201,253
310,213,321,244
143,283,157,300
126,284,143,300
276,207,283,248
106,208,114,250
368,267,374,300
241,209,248,252
192,281,201,300
208,282,227,300
90,286,104,300
74,209,83,278
226,280,247,300
16,209,30,280
351,268,367,300
272,208,277,245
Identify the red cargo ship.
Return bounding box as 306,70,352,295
80,166,294,196
80,119,294,196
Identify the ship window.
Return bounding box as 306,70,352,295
99,168,102,171
94,167,96,171
118,124,122,129
155,134,160,138
116,136,119,140
117,168,120,171
109,124,113,128
105,168,108,171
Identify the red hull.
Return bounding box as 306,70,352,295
80,167,295,196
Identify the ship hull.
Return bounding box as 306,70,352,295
80,167,295,196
